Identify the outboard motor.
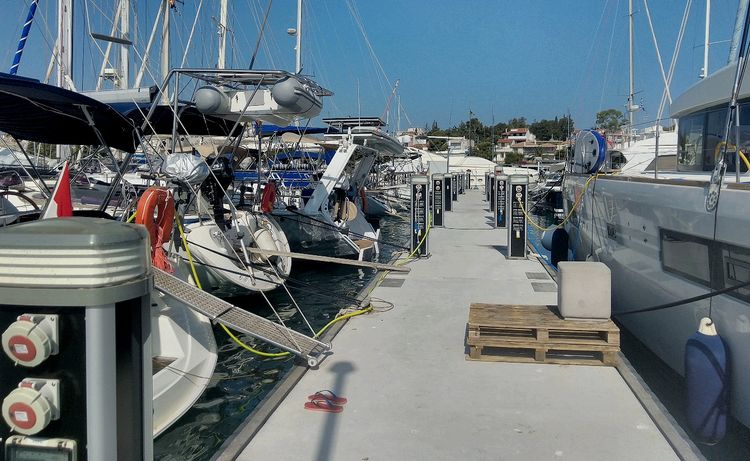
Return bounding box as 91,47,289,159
200,155,235,230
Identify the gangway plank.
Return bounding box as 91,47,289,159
245,247,411,273
153,268,330,366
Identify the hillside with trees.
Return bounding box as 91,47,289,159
424,114,574,160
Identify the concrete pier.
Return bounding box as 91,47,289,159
225,189,687,460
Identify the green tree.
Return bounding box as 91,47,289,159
504,152,524,165
595,109,626,132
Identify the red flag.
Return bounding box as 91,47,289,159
41,161,73,219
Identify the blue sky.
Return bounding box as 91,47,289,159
0,0,743,132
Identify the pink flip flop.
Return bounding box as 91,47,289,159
307,390,348,405
304,399,343,413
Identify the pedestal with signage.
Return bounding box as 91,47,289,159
410,176,429,256
444,174,453,212
507,175,529,259
452,174,458,202
489,175,496,212
495,174,508,229
431,174,444,228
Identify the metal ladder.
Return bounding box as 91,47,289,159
153,268,330,366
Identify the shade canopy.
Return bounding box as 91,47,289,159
0,73,139,153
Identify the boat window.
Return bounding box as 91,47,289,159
677,114,704,171
704,109,727,171
719,243,750,303
660,230,711,286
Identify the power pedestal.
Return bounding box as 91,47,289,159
0,218,153,461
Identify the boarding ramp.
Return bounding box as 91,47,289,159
153,268,330,366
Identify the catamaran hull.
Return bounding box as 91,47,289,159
564,174,750,429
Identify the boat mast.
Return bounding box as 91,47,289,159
218,0,228,69
161,0,171,84
120,0,129,89
295,0,303,73
701,0,711,78
57,0,73,161
627,0,635,146
57,0,73,90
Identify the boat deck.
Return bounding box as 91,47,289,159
221,189,687,461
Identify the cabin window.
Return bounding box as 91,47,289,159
677,114,704,171
660,230,711,286
677,101,750,172
720,243,750,303
703,109,727,171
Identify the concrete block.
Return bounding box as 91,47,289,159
558,261,611,320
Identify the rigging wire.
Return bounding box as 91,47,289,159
248,0,273,70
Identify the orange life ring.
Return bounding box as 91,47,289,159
261,181,277,213
135,187,175,272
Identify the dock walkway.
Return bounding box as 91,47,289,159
231,189,680,460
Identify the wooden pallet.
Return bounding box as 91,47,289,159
466,304,620,366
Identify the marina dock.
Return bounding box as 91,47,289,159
216,189,696,461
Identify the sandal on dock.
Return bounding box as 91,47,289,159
304,399,343,413
307,390,348,405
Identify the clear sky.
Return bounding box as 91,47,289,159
0,0,743,132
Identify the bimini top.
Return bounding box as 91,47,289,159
0,73,139,153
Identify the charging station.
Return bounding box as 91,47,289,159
458,173,465,195
507,175,529,259
495,174,508,229
489,174,496,213
432,174,444,228
484,172,489,201
443,174,452,212
0,218,153,461
451,174,458,202
410,175,429,256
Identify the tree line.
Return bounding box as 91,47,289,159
424,114,574,160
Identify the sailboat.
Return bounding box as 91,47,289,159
563,0,750,431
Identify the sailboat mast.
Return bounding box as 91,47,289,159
120,0,130,89
295,0,303,73
218,0,228,69
57,0,73,90
161,0,170,84
628,0,635,146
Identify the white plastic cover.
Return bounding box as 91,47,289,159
162,153,209,185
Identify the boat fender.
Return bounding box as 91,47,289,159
360,187,368,214
541,229,554,251
685,317,729,444
253,226,278,252
135,187,175,272
261,181,278,213
550,228,569,268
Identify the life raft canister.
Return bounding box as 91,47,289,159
135,187,175,272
